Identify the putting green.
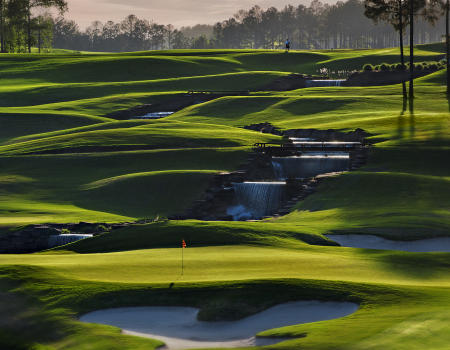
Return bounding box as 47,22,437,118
1,245,449,286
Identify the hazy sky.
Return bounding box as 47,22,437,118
65,0,329,29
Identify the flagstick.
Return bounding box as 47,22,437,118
181,239,186,276
181,245,184,276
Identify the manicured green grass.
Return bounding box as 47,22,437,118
0,112,110,144
276,171,450,239
0,120,280,155
53,220,337,253
0,45,449,350
0,72,288,107
0,44,443,108
0,47,447,235
2,244,450,286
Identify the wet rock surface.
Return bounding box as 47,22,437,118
244,123,283,136
0,222,130,253
284,128,370,143
178,127,370,221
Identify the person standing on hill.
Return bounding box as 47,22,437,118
285,39,291,52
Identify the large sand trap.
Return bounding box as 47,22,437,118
80,301,358,349
327,234,450,252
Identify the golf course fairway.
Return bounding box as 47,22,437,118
0,45,449,350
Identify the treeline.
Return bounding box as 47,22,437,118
52,16,213,52
0,0,67,53
52,0,445,52
213,0,444,49
0,0,447,53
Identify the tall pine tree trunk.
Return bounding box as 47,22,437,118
446,0,449,95
27,7,32,53
409,0,414,99
0,0,4,53
38,23,41,53
399,0,407,99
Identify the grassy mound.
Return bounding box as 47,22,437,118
0,120,279,155
0,112,109,144
53,220,336,253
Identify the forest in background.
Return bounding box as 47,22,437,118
0,0,447,52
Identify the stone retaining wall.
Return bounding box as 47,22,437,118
0,222,131,253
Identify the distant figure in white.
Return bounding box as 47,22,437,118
285,39,291,52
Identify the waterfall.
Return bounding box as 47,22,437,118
305,80,345,87
48,234,93,248
272,161,284,179
272,153,350,179
227,182,287,220
291,141,361,149
289,137,314,142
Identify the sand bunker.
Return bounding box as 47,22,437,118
80,301,358,349
327,234,450,252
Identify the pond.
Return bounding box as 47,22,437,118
130,112,174,119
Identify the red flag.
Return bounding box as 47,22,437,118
182,239,186,248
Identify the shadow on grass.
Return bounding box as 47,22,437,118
408,97,415,139
0,281,68,349
356,249,450,280
396,97,407,140
397,97,416,141
0,265,368,319
55,221,334,254
278,98,355,118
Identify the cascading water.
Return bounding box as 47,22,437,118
272,162,284,179
305,80,345,87
291,141,361,149
272,153,350,179
227,182,287,220
48,234,93,248
289,137,314,142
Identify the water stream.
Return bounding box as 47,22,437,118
48,234,93,248
272,153,350,179
227,182,287,220
305,80,345,87
130,112,174,120
291,141,361,149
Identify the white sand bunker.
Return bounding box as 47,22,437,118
327,234,450,252
80,301,358,349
